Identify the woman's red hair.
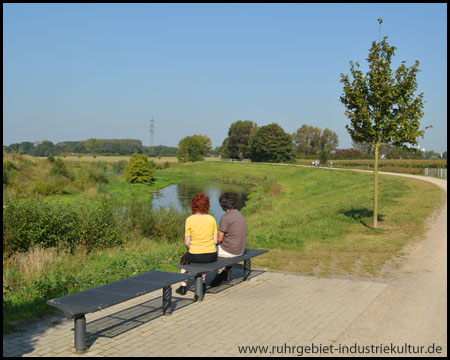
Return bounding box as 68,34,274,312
190,193,210,214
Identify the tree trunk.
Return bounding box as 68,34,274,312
373,142,380,228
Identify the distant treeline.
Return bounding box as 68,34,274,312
3,139,178,157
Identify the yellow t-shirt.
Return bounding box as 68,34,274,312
185,214,217,254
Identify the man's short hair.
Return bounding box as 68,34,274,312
219,192,235,211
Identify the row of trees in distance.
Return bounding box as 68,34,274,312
176,121,340,164
218,121,339,163
3,139,178,157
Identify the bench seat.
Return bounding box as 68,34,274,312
175,248,268,300
47,270,193,353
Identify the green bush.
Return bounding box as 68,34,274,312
51,158,69,177
114,200,188,242
124,153,154,184
33,180,63,195
3,197,121,256
87,164,109,184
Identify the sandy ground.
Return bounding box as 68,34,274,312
333,173,447,357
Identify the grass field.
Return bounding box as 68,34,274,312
161,161,445,276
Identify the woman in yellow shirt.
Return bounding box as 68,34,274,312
175,193,218,295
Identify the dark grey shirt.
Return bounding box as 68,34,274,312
218,209,247,255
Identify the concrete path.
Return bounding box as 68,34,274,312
3,270,388,357
3,171,446,357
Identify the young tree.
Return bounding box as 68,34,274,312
249,123,295,163
340,19,428,227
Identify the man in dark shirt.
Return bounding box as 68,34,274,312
211,193,247,287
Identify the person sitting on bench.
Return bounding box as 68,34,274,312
210,192,248,287
175,193,218,296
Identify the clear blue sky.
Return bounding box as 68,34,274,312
3,3,447,153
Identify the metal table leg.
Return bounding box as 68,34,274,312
74,315,86,353
194,274,204,301
243,259,251,281
162,286,172,314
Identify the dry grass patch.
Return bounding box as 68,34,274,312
54,155,181,163
4,246,61,283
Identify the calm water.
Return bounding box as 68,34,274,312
151,179,250,224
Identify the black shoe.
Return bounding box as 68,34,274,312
175,285,187,295
210,271,227,287
224,266,233,281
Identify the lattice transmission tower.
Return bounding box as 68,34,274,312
150,115,155,155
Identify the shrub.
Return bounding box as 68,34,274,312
51,158,69,177
114,200,188,242
124,153,154,184
320,151,329,164
3,197,121,256
33,180,62,195
87,166,109,184
111,160,128,173
3,158,16,170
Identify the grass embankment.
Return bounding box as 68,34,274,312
162,161,445,276
3,158,445,333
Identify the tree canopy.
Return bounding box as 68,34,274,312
225,120,258,160
293,125,339,156
249,123,295,163
176,134,212,162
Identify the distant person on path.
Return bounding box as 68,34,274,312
175,193,218,295
210,192,248,287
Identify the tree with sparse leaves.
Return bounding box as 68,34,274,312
340,19,428,228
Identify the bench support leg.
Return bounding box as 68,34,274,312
74,315,86,353
162,286,172,315
243,259,251,281
194,274,204,301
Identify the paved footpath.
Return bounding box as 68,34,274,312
3,270,387,357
